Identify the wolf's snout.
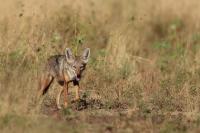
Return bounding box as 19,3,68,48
77,74,81,78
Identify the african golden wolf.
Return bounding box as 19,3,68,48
37,48,90,109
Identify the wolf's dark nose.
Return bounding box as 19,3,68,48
77,74,81,79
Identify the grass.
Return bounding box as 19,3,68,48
1,0,200,132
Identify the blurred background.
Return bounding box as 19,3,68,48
1,0,200,132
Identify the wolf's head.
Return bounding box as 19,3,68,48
64,48,90,81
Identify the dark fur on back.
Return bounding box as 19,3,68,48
44,55,66,82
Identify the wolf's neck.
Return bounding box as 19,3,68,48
63,61,76,81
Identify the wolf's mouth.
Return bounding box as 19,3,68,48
76,75,81,81
76,77,80,81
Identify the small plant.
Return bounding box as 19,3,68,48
169,19,183,31
153,41,171,50
51,32,62,43
119,60,132,79
62,107,74,116
72,34,85,55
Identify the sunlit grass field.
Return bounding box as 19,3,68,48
1,0,200,132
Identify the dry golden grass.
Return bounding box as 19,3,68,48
1,0,200,132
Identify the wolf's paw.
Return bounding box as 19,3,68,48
71,98,80,103
57,105,62,110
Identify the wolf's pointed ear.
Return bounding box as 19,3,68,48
65,48,74,63
82,48,90,64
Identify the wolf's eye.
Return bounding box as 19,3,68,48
80,66,84,70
